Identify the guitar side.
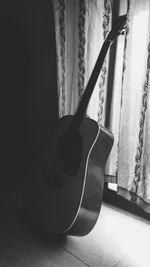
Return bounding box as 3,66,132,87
64,120,114,236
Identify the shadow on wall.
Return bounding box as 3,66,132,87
0,0,58,192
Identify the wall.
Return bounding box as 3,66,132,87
0,0,58,193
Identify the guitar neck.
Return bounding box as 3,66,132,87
72,39,111,130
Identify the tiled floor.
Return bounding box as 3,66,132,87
0,202,150,267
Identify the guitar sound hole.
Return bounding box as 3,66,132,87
57,130,83,177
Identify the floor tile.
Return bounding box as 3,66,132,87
114,255,149,267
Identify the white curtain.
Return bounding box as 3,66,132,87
53,0,150,213
114,0,150,212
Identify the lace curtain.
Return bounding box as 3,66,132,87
53,0,150,213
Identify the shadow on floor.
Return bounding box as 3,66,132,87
0,212,69,267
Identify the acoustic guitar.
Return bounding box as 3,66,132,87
31,15,126,236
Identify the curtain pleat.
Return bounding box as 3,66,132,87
53,0,66,116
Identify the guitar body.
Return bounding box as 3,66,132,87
28,116,113,236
